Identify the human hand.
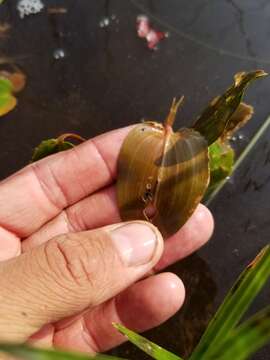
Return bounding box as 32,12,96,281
0,126,214,353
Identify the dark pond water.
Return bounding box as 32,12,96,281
0,1,270,359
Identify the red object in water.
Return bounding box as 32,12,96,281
136,15,168,50
136,15,150,38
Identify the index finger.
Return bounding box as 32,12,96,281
0,126,133,238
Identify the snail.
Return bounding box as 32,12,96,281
116,70,267,237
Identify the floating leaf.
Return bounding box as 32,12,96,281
32,133,85,162
0,343,125,360
114,323,182,360
193,70,267,145
190,245,270,360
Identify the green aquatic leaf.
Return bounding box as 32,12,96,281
190,245,270,360
0,77,12,92
113,323,182,360
0,77,17,116
203,101,253,202
0,343,125,360
203,139,234,200
32,133,86,162
206,305,270,360
32,139,75,162
193,70,267,145
0,72,26,116
204,113,270,206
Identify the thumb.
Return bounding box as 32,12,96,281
0,221,163,343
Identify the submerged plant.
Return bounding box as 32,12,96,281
116,70,267,237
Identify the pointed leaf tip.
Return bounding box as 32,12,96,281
234,69,267,86
113,323,182,360
193,70,268,145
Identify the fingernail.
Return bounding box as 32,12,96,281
110,222,158,266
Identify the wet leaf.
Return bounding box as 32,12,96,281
220,102,253,141
204,138,234,199
190,245,270,360
0,343,125,360
117,99,209,238
114,323,182,360
0,70,26,116
32,139,74,162
0,70,27,92
0,77,17,116
193,70,267,145
206,305,270,360
203,101,254,201
32,133,85,162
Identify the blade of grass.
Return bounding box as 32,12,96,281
190,245,270,360
0,344,125,360
206,305,270,360
205,113,270,206
113,323,182,360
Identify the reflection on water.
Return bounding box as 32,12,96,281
99,17,111,28
53,48,66,60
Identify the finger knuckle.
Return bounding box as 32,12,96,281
44,232,114,290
